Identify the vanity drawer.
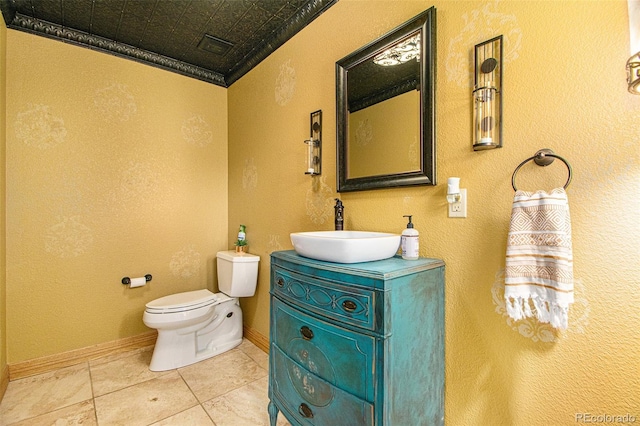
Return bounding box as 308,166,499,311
271,298,376,402
270,344,374,426
272,265,378,331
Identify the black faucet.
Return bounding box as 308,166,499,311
334,199,344,230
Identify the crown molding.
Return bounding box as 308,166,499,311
6,13,227,86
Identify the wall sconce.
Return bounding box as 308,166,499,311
304,110,322,175
627,0,640,94
473,35,503,150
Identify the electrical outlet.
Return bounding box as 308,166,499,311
448,189,467,218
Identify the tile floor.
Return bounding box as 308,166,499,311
0,339,291,425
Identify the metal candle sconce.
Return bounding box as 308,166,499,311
473,35,503,151
304,110,322,175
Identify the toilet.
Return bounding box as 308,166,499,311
143,250,260,371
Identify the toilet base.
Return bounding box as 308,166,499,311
148,296,243,371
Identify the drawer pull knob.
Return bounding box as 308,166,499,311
342,300,357,312
276,278,284,287
299,403,314,418
300,326,314,340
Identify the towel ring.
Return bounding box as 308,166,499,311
511,149,572,191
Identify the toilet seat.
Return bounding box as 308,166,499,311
145,289,218,314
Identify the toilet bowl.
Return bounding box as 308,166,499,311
143,250,260,371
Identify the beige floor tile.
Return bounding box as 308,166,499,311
90,346,171,396
94,370,198,426
150,405,214,425
238,339,269,371
178,348,268,403
0,363,92,425
202,377,290,426
11,399,97,426
0,340,276,425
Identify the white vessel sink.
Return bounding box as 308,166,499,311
290,231,401,263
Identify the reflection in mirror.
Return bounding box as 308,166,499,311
348,90,420,178
336,7,436,192
347,34,421,179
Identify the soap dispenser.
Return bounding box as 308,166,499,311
401,215,419,260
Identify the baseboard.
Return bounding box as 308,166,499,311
8,327,268,381
0,363,8,403
9,330,158,381
243,325,269,354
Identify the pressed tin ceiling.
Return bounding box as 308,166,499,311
0,0,337,87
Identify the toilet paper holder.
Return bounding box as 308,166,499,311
121,274,153,285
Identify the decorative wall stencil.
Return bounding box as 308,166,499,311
15,104,67,149
94,83,137,122
169,245,202,278
275,59,296,106
305,176,334,225
492,269,589,342
104,160,162,215
445,1,522,87
181,115,213,147
242,158,258,190
354,118,373,147
120,161,160,199
44,215,94,258
268,234,285,253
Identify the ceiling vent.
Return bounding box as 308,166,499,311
198,34,234,56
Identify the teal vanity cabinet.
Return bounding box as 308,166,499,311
268,250,444,426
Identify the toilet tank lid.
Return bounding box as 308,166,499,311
217,250,260,263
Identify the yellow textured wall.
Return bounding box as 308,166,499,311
5,31,229,363
0,15,7,375
229,0,639,424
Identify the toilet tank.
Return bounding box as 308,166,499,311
216,251,260,297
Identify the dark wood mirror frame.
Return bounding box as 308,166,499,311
336,7,436,192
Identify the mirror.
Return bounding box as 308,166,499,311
336,7,436,192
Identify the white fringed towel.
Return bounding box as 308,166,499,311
505,188,574,329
